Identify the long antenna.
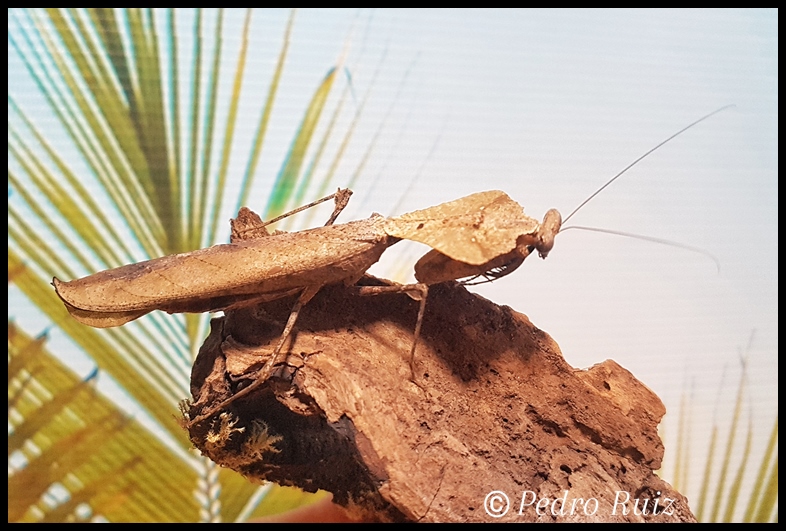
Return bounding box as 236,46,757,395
560,226,721,272
562,105,734,225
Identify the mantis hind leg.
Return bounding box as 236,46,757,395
231,188,354,242
187,284,322,426
261,188,353,228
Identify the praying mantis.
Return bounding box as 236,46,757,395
52,188,556,400
52,106,730,423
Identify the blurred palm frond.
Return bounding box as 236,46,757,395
662,333,778,522
9,8,394,522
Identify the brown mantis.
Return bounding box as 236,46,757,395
51,189,559,328
52,106,731,423
52,188,555,387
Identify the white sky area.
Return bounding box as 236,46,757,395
9,9,777,518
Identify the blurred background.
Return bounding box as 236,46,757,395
8,9,776,522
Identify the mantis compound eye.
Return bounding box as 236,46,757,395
537,209,562,259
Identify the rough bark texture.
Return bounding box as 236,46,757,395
185,277,696,522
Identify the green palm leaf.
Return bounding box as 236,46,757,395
9,8,393,521
662,334,778,522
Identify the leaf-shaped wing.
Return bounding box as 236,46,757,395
384,190,539,265
53,218,390,327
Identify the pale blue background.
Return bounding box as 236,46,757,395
8,8,777,517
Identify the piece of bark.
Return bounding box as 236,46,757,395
185,277,696,522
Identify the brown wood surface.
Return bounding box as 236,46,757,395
185,277,696,522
